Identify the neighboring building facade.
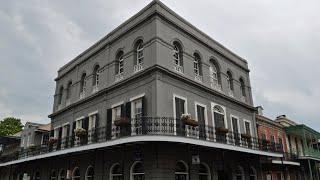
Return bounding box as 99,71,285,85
256,107,303,180
1,1,283,180
277,115,320,180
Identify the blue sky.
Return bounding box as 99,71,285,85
0,0,319,130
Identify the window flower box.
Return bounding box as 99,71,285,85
241,133,252,139
114,117,130,126
48,137,58,145
181,114,198,127
74,128,87,138
215,127,229,134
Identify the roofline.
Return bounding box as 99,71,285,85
56,0,248,80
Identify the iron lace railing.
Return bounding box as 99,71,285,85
12,117,283,162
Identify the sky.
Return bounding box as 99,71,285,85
0,0,319,130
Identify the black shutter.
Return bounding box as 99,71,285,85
57,127,62,149
106,108,112,140
83,117,89,131
94,114,99,142
121,104,125,118
71,121,76,147
125,102,131,118
141,96,146,117
50,130,54,137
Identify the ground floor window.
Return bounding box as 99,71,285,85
131,161,145,180
85,166,94,180
72,167,80,180
110,163,123,180
198,163,210,180
33,171,40,180
249,167,257,180
175,161,188,180
59,169,66,180
234,166,244,180
51,170,57,180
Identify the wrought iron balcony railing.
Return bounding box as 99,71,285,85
4,117,283,163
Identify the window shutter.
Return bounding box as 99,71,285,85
125,102,131,118
83,117,89,131
95,114,99,128
121,104,125,118
58,127,62,139
50,130,54,137
66,124,70,137
106,108,112,140
175,97,180,119
141,96,146,117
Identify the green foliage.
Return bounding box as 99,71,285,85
0,117,23,136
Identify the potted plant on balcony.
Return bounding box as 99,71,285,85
74,128,87,138
215,127,229,134
114,117,130,126
48,137,58,145
241,133,252,139
181,114,199,127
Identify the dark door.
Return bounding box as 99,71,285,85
197,105,206,140
231,117,240,145
175,97,185,136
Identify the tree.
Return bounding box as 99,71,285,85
0,117,23,136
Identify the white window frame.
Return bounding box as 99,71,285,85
230,115,240,134
194,57,200,75
130,161,145,180
175,160,189,180
173,45,181,66
249,167,257,180
243,119,252,136
118,55,124,75
194,102,208,139
75,117,84,129
72,167,80,180
136,43,144,65
85,165,94,180
198,163,211,180
53,127,61,139
211,102,227,129
173,94,188,135
110,163,123,180
62,123,69,138
88,111,98,131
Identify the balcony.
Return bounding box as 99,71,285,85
79,91,86,99
133,64,144,73
115,73,124,82
302,147,320,160
173,64,183,73
1,117,283,164
92,85,99,94
210,83,222,91
194,74,203,83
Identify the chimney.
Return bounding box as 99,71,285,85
256,106,264,116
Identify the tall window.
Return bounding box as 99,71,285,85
58,86,64,105
209,60,221,88
249,167,257,180
226,71,233,94
135,40,144,65
132,99,142,118
116,51,124,75
175,161,188,180
93,65,100,87
85,166,94,180
199,163,210,180
234,166,244,180
244,121,251,135
72,167,80,180
59,169,66,180
80,73,87,96
131,161,145,180
173,41,183,72
66,81,72,100
239,78,246,97
51,170,57,180
213,105,225,128
193,53,201,75
110,163,123,180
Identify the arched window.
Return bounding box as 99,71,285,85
226,71,234,96
249,167,257,180
59,169,66,180
85,166,94,180
135,40,144,66
213,105,225,128
173,41,183,72
239,78,246,97
72,167,80,180
80,73,87,97
33,171,40,180
175,161,188,180
234,166,244,180
115,51,124,75
51,170,57,180
93,65,100,88
110,163,123,180
58,86,64,105
199,163,211,180
66,81,72,100
193,53,201,75
209,60,221,90
130,161,145,180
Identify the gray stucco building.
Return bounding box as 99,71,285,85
0,1,283,180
